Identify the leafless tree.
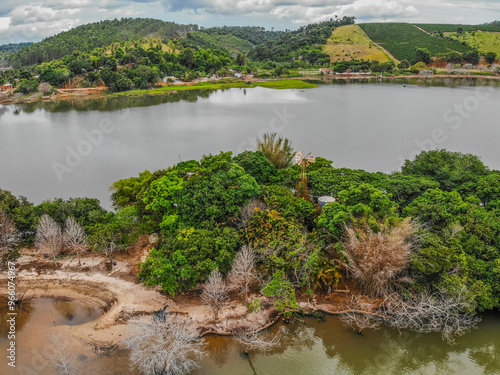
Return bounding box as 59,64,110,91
0,209,18,268
38,82,53,95
379,288,481,344
340,312,382,334
234,327,282,354
45,332,75,374
35,214,63,264
237,199,265,228
126,316,206,375
63,217,87,265
201,268,228,321
103,241,117,269
341,218,416,297
229,246,257,303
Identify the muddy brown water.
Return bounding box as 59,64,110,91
1,297,499,374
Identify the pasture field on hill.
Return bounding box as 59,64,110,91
359,23,471,61
323,24,391,62
445,31,500,56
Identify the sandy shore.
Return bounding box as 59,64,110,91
0,243,368,352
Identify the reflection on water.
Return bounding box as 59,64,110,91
4,88,217,115
0,297,105,375
0,296,498,375
196,313,500,375
2,80,500,209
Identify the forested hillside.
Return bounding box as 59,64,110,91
249,17,356,63
11,18,197,67
0,43,32,62
201,26,286,45
179,31,255,54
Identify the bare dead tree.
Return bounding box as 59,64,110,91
229,245,257,303
341,218,416,297
38,82,53,95
379,288,481,344
126,316,206,375
340,313,382,334
103,241,117,269
234,327,282,354
237,199,265,228
35,214,63,264
63,217,88,266
201,268,228,321
45,332,75,374
0,209,18,268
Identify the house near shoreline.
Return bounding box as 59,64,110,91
1,83,12,91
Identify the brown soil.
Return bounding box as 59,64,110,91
0,243,381,349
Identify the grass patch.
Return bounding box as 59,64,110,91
445,31,500,56
110,81,252,97
323,24,391,63
253,79,317,89
109,79,316,98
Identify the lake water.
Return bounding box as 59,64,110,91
1,79,500,374
1,78,500,209
1,297,499,375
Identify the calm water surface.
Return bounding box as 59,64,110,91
1,79,500,209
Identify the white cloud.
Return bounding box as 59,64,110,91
0,17,10,30
338,0,418,20
10,4,81,26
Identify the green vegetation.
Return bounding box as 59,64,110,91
323,24,391,63
179,31,254,54
359,23,472,62
249,17,355,64
107,79,314,98
109,80,251,97
10,18,197,67
0,43,32,62
253,79,317,89
416,23,500,34
201,26,286,45
445,31,500,58
3,18,500,99
3,144,500,333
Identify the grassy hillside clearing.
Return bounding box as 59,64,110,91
322,25,391,63
445,31,500,57
359,23,471,61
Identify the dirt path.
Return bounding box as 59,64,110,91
414,24,433,36
371,41,400,63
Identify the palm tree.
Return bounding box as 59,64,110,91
257,132,294,169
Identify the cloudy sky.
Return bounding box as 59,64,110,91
0,0,499,45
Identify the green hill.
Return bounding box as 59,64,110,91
445,31,500,57
179,31,255,54
359,23,471,61
323,24,391,62
11,18,197,67
248,16,355,64
201,26,286,45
